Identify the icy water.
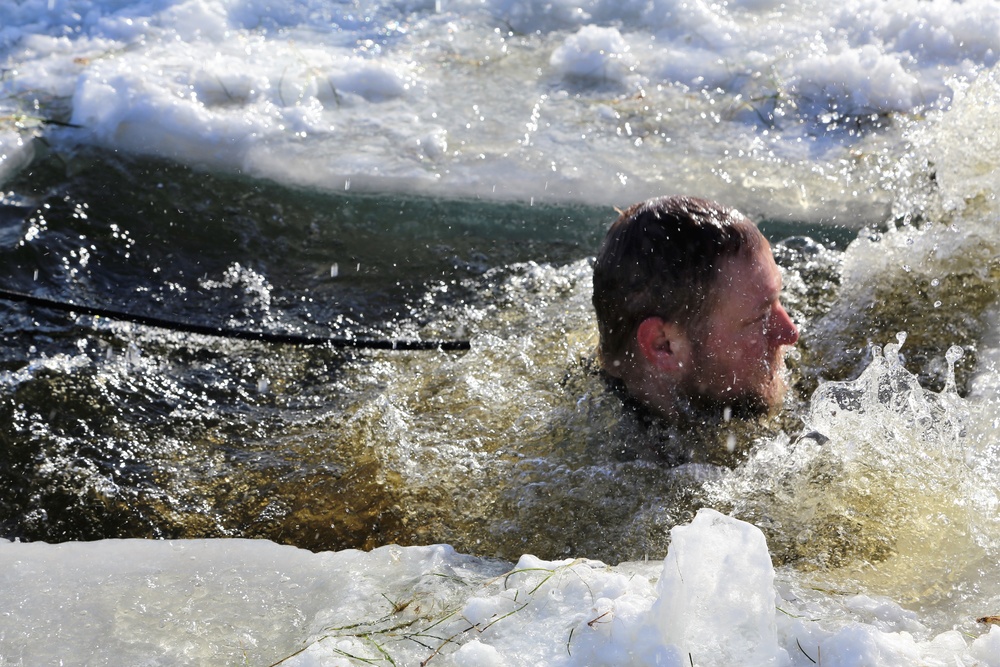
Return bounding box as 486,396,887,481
0,146,851,557
3,0,1000,665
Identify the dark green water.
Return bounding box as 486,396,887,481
0,145,614,335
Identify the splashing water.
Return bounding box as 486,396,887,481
709,334,1000,633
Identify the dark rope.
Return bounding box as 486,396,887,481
0,286,471,351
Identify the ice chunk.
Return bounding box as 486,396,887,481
970,626,1000,666
452,639,508,667
647,508,786,666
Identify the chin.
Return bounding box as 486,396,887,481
749,368,788,410
755,357,793,409
682,363,791,420
725,373,789,419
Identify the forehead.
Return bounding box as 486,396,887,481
710,243,782,309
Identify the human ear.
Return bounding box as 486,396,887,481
635,317,692,375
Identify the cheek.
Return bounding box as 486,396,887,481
734,334,773,373
702,329,759,363
731,328,767,356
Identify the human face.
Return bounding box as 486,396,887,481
683,242,799,414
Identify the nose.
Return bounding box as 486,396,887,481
770,304,799,346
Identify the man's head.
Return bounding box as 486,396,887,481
592,195,799,419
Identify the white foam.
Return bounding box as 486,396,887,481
789,45,925,114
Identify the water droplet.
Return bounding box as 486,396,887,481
946,345,964,365
944,346,964,393
126,343,142,370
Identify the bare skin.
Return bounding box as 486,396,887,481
687,242,799,410
617,241,799,420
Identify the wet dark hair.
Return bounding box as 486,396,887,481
592,195,763,368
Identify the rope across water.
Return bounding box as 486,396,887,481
0,286,471,351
